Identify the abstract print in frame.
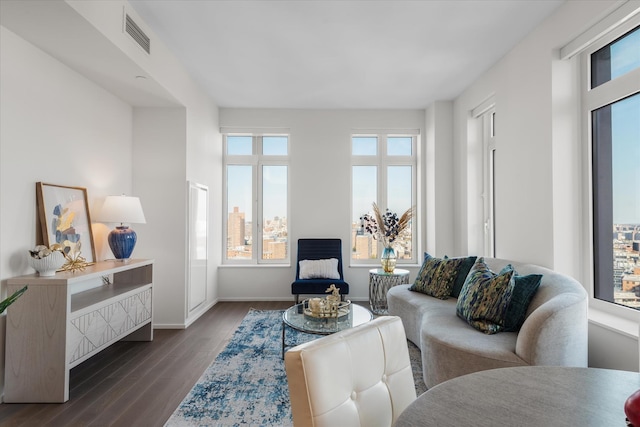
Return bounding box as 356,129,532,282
36,182,96,264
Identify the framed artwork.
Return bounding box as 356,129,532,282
36,182,96,264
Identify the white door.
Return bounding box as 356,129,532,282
188,182,208,312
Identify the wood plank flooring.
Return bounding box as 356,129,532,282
0,301,292,427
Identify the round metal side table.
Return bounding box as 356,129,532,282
369,268,410,315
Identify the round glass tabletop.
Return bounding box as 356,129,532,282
283,302,373,335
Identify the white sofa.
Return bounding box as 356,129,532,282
388,257,588,388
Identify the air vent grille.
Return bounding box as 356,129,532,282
125,14,150,54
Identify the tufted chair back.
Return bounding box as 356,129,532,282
284,316,416,427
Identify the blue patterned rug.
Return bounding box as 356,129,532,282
164,308,425,426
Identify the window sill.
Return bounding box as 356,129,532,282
219,264,291,268
589,306,639,339
348,263,422,269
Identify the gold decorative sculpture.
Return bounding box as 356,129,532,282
304,285,350,319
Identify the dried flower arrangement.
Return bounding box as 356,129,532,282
360,202,414,248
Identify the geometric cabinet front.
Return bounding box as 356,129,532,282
68,287,152,366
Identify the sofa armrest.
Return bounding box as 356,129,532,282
515,294,588,367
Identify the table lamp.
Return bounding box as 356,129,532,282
98,195,146,260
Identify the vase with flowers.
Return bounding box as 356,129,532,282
360,203,414,273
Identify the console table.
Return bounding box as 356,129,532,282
369,268,410,314
4,259,153,403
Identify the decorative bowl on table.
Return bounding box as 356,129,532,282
28,246,65,276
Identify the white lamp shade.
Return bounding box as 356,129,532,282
98,195,146,224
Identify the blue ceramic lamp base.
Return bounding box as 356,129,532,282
108,226,137,260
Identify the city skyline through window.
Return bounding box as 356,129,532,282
351,134,416,263
225,135,289,262
590,24,640,311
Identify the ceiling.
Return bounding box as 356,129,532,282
130,0,564,109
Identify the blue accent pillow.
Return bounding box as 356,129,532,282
499,264,542,332
416,253,477,298
411,254,477,300
456,258,515,334
448,255,477,298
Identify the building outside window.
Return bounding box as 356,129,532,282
585,24,640,310
351,133,418,264
223,134,289,264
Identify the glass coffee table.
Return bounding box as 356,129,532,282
282,302,373,358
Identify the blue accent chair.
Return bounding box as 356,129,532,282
291,238,350,304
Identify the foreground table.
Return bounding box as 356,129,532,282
396,366,640,427
281,303,373,358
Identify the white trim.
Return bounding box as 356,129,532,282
352,128,420,135
470,95,496,118
560,0,640,60
220,127,290,135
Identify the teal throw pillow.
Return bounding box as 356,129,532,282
456,258,515,334
499,264,542,332
448,255,477,298
410,254,467,299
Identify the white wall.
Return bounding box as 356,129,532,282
0,24,135,395
425,101,455,257
65,0,222,327
218,109,425,301
0,1,222,401
451,0,639,371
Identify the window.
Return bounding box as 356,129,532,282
224,134,289,264
351,133,418,264
483,109,496,257
585,24,640,310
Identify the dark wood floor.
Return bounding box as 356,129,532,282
0,301,293,427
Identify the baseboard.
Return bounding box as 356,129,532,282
217,296,370,303
184,299,219,328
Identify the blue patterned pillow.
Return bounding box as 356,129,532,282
456,258,515,334
410,254,468,299
499,265,542,332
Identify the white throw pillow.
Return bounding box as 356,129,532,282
299,258,340,280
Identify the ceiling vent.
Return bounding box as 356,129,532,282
125,14,151,54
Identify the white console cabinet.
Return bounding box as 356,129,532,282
4,259,153,403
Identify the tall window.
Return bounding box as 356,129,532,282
585,24,640,310
483,109,496,257
224,134,289,264
351,133,418,264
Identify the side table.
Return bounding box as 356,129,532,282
369,268,410,315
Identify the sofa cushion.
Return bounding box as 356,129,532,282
410,255,462,299
499,265,542,332
456,258,515,334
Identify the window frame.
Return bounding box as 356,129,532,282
223,133,290,265
581,18,640,319
350,132,419,266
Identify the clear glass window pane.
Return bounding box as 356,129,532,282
352,136,377,155
592,92,640,309
263,136,288,155
352,166,377,260
387,166,413,260
226,165,252,259
591,26,640,89
387,137,412,156
227,135,253,155
262,165,288,260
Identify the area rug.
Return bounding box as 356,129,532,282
164,309,425,427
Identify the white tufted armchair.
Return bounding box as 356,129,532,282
284,316,417,427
